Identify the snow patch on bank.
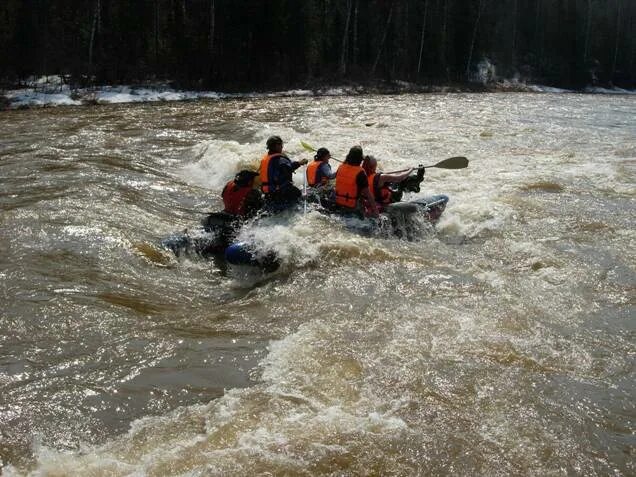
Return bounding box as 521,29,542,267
3,75,635,109
470,58,636,95
584,86,636,95
3,85,359,109
1,76,359,109
4,84,229,108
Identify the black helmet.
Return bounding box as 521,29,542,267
234,169,258,187
346,146,363,165
266,135,283,150
314,147,330,160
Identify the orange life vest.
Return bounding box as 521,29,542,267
335,163,365,209
367,173,392,205
306,160,323,187
259,153,283,194
222,180,252,216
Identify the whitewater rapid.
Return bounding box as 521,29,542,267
1,92,634,475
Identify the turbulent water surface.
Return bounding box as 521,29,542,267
1,93,634,475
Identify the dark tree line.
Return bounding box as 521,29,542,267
0,0,634,91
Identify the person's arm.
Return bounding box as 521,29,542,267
289,157,309,171
319,163,336,183
376,169,413,188
276,157,297,184
325,163,337,180
356,171,379,217
361,187,379,218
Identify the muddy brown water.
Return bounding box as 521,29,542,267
1,93,634,475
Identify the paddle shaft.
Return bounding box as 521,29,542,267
301,142,467,170
386,156,469,173
303,163,307,214
300,141,343,163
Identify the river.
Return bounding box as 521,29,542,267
1,93,634,475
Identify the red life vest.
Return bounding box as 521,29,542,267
306,160,323,187
335,163,365,209
222,180,252,216
367,173,392,205
259,153,283,194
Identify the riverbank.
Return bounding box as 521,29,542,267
2,77,634,110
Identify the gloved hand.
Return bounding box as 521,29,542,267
299,158,309,166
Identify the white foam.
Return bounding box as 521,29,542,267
180,140,259,191
437,201,513,239
179,129,311,191
235,212,323,268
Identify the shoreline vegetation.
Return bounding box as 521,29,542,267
2,1,634,111
2,76,635,111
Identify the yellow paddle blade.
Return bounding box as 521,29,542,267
300,140,317,153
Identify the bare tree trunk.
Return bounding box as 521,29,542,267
339,0,353,76
154,0,159,67
465,0,483,78
353,0,359,67
401,0,409,79
630,9,636,82
88,0,100,76
511,0,517,64
534,0,542,56
440,0,449,77
209,0,215,55
417,0,429,80
371,1,394,75
611,0,622,81
583,0,592,63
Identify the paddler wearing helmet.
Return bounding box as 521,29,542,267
334,146,380,218
259,135,308,211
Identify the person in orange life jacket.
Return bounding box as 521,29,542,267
306,147,336,187
259,135,308,210
334,146,379,218
362,155,414,212
221,170,263,219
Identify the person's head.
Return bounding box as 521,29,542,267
234,170,259,188
266,135,283,153
314,147,330,162
362,155,377,175
345,146,363,165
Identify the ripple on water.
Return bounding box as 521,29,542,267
1,93,634,475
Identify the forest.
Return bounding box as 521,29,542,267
0,0,634,91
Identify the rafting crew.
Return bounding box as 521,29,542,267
259,135,308,212
164,136,455,262
334,146,380,218
165,138,461,263
220,139,419,219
